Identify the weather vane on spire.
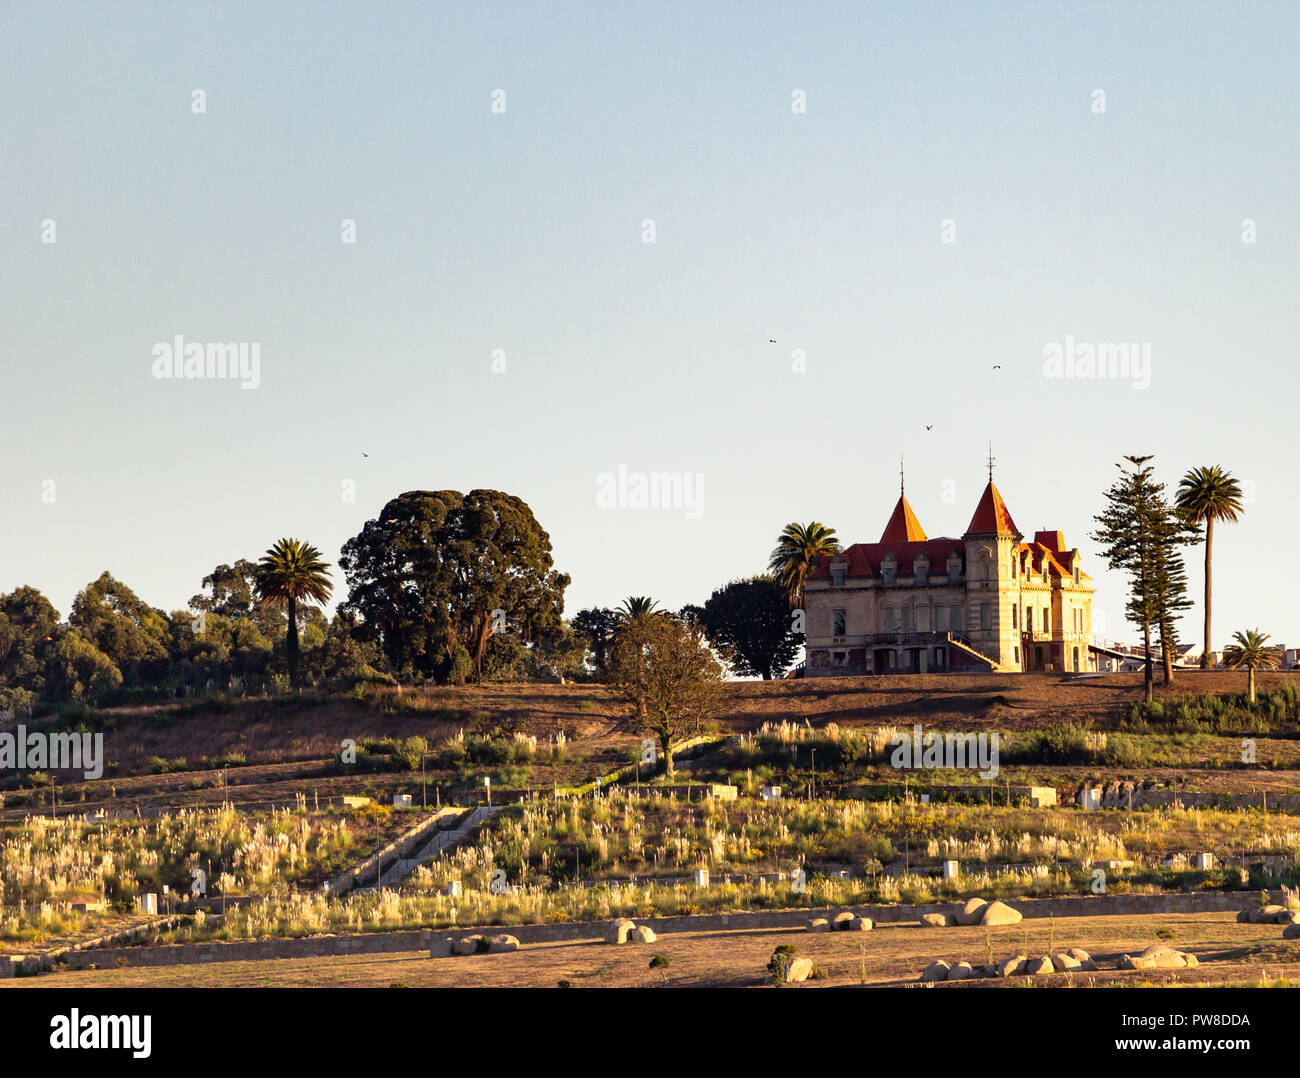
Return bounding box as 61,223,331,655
899,455,905,496
987,441,995,483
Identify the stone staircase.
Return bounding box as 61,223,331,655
946,633,1004,672
367,805,503,890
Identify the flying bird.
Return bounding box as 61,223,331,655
924,425,933,431
362,452,369,458
992,364,1001,370
769,339,777,343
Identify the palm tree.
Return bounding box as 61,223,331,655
1175,466,1244,669
617,596,661,622
768,522,841,608
254,538,333,689
1221,628,1280,704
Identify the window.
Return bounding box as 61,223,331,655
1043,607,1049,631
832,567,845,588
832,609,846,636
935,605,947,631
951,604,961,631
1014,646,1020,664
1012,606,1018,629
1026,607,1033,632
902,605,913,632
832,650,847,667
917,605,930,631
980,604,990,631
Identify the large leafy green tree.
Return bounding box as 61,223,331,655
1222,628,1281,704
46,630,122,702
339,490,569,683
0,586,61,710
608,613,728,775
572,607,619,674
254,539,334,689
701,575,800,680
69,572,171,684
768,522,840,608
1175,466,1245,669
190,559,286,639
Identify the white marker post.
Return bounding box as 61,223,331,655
484,775,491,808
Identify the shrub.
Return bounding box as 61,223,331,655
649,954,672,969
768,944,798,987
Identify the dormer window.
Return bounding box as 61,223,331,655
946,552,963,583
913,554,930,586
881,556,897,585
832,567,845,588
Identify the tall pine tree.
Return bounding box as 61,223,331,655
1090,456,1197,702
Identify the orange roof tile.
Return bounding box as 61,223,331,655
964,482,1020,537
880,495,927,544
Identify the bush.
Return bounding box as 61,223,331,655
767,944,798,987
392,736,428,772
649,954,672,969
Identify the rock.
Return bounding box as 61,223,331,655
807,918,831,933
1067,947,1091,962
832,911,857,930
843,915,872,931
605,919,635,944
980,900,1023,926
1250,905,1286,924
954,898,988,926
786,957,814,983
628,925,656,944
488,934,520,953
920,960,950,983
429,937,455,958
1273,908,1297,924
920,913,948,928
1236,909,1253,923
947,961,974,980
1124,945,1188,970
1051,952,1082,972
453,936,483,956
1079,959,1099,971
1183,952,1199,968
1023,956,1054,975
997,955,1027,978
1282,922,1300,939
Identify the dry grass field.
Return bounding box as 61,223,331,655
8,912,1299,989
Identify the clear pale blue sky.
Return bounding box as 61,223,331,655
2,2,1297,651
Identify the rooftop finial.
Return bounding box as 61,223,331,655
987,441,995,483
899,455,905,496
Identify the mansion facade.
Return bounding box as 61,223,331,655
803,478,1099,676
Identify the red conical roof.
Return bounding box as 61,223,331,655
964,481,1020,537
880,495,927,544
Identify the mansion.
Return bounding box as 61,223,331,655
803,477,1101,676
